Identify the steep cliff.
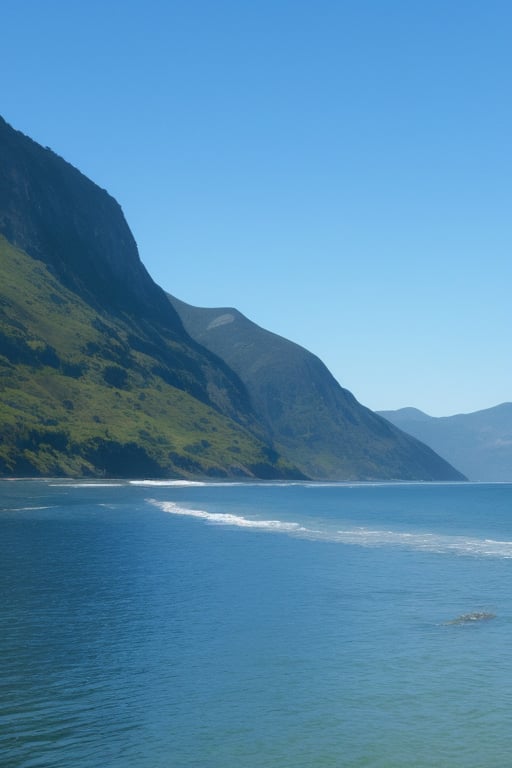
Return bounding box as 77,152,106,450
0,115,466,481
168,296,466,481
0,117,299,478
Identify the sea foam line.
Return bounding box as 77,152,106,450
131,480,209,487
149,500,307,532
330,528,512,558
149,499,512,558
10,506,54,512
133,480,304,488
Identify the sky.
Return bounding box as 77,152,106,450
3,0,511,417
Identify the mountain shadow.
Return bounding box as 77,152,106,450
168,296,466,481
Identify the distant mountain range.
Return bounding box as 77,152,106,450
0,115,464,480
378,405,512,481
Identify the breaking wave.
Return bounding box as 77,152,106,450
131,480,209,487
149,499,512,559
149,500,307,532
133,480,305,488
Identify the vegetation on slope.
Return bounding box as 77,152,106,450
0,237,298,478
0,115,465,481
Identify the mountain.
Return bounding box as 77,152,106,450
0,115,467,481
378,404,512,481
167,297,465,481
0,116,301,479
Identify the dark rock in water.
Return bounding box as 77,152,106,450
446,612,496,625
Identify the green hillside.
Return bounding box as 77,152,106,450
0,115,466,481
0,236,297,478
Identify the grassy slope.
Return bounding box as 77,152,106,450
0,237,297,478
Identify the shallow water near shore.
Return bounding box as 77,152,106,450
1,480,512,767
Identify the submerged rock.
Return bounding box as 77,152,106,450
446,611,496,625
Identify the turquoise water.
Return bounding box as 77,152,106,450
1,480,512,767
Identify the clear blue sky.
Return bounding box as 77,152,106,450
3,0,511,416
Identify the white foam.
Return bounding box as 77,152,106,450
149,499,512,559
130,480,208,487
49,482,125,487
329,527,512,558
132,480,305,488
149,500,306,532
11,506,54,511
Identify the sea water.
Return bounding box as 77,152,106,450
1,480,512,767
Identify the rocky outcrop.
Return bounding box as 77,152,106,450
0,116,176,321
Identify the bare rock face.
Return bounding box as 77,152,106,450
0,115,266,429
0,115,302,480
0,115,470,481
0,116,176,322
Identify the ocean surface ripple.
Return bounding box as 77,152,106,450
2,480,512,767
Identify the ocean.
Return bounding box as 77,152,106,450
1,479,512,767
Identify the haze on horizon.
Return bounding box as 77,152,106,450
3,0,511,418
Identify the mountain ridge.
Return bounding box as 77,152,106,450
0,116,175,320
168,295,466,481
0,114,466,480
379,403,512,481
0,116,301,479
